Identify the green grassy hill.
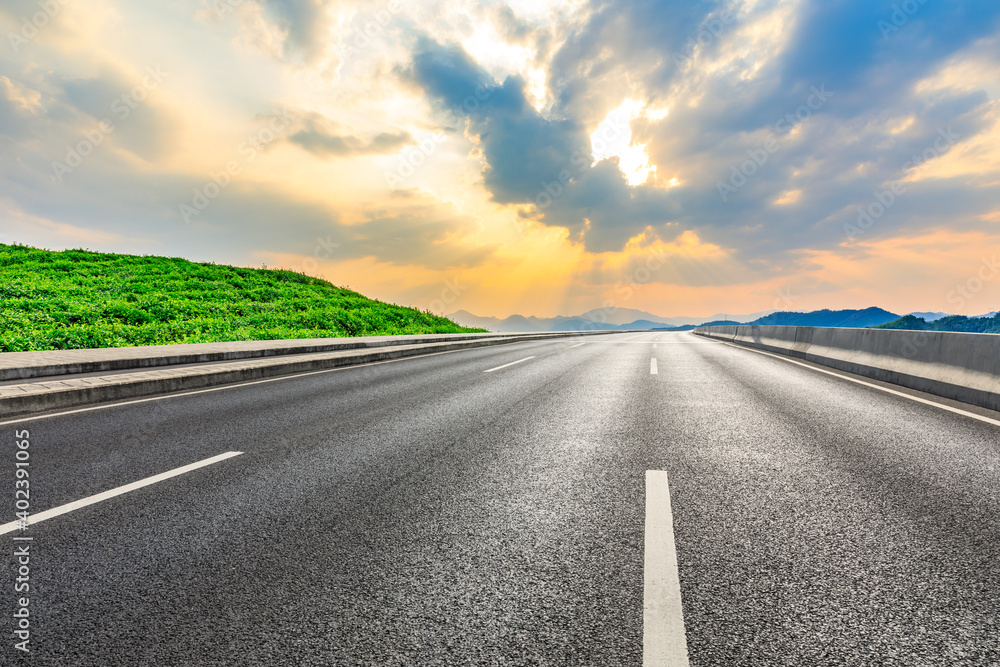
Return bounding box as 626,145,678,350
0,244,485,352
875,313,1000,334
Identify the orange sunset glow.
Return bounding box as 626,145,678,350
2,1,999,321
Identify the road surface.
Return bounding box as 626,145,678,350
3,332,999,665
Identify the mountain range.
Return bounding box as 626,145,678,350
747,307,902,328
877,312,1000,334
447,308,775,333
449,307,907,332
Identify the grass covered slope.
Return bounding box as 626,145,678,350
875,313,1000,334
0,244,485,351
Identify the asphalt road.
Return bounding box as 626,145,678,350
2,331,999,665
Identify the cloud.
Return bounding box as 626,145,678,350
778,0,1000,101
0,60,180,199
405,37,678,252
4,0,1000,318
174,186,493,270
0,95,488,273
58,66,176,161
340,210,496,268
407,39,587,203
287,111,412,157
527,0,1000,261
0,76,41,114
491,4,532,45
246,0,343,65
0,75,41,137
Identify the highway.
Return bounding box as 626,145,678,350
2,331,999,665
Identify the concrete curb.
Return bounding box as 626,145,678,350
0,330,620,419
0,331,587,382
693,325,1000,412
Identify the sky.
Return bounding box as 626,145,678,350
1,0,999,320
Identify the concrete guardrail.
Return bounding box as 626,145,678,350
0,330,625,419
693,325,1000,412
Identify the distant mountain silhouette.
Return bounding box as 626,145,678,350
449,307,907,332
615,319,683,330
695,320,741,328
906,311,949,322
447,309,773,332
747,307,900,328
876,313,1000,333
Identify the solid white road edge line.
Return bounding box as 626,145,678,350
644,470,690,667
718,340,1000,428
650,358,658,375
483,356,536,373
0,451,244,535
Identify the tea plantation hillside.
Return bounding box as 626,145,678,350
0,244,484,351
